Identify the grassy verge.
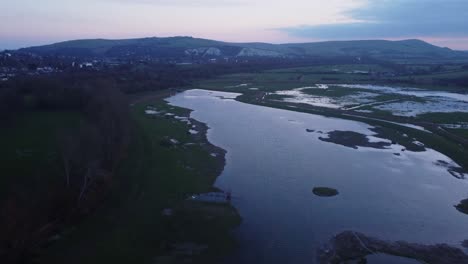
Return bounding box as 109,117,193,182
38,97,240,264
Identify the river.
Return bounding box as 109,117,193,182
167,89,468,264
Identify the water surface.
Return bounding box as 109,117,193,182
167,89,468,264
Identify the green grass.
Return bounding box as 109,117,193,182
39,99,239,264
196,65,389,93
411,70,468,79
267,64,392,73
447,128,468,139
415,112,468,124
391,69,468,91
196,73,365,93
0,111,83,201
371,126,426,152
266,93,293,100
197,64,468,93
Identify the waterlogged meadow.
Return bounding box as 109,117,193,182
272,84,468,117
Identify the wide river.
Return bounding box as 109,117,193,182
167,89,468,264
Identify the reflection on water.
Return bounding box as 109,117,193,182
167,89,468,264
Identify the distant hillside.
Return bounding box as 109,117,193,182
18,36,467,61
283,39,457,58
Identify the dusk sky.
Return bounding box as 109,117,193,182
1,0,467,50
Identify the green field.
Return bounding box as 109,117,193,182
37,98,240,264
268,64,392,73
196,64,468,93
195,65,386,92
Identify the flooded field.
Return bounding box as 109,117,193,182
273,84,468,118
168,89,468,264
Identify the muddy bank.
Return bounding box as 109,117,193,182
317,231,468,264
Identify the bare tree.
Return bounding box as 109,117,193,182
57,130,79,188
74,123,102,207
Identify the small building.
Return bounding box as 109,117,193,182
79,62,93,68
188,192,231,204
37,67,54,73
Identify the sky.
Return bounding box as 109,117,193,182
1,0,467,50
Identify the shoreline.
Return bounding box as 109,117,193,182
147,94,242,263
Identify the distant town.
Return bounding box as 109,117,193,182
0,49,259,82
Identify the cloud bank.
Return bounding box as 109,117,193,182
280,0,468,40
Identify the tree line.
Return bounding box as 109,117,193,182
0,76,131,263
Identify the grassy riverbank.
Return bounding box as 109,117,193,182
39,95,240,264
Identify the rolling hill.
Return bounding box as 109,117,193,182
18,36,468,62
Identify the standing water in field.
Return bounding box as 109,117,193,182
274,84,468,116
167,89,468,264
